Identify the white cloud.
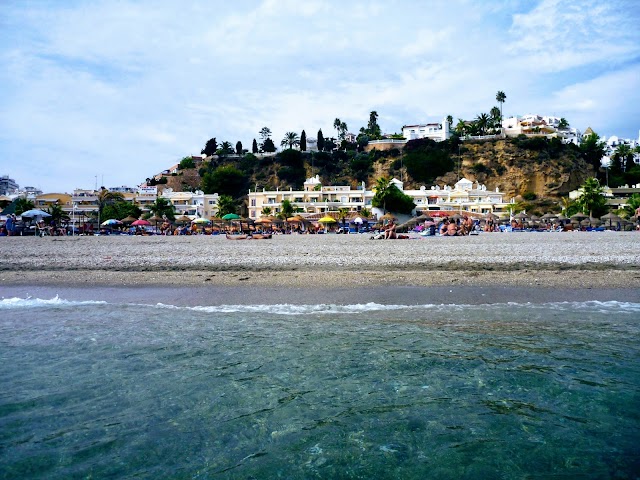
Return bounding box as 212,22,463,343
0,0,639,193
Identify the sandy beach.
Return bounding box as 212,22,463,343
1,232,639,296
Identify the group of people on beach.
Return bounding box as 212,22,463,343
439,216,477,236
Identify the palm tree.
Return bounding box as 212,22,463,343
337,207,350,229
576,177,606,217
47,202,69,225
333,118,348,141
360,207,371,219
216,195,236,217
489,107,501,133
455,119,467,136
96,188,124,226
446,115,453,131
496,90,506,121
281,132,300,149
149,197,176,221
613,144,634,172
559,196,574,215
260,206,272,217
280,199,295,219
373,177,392,213
14,197,35,215
475,113,490,136
558,118,569,130
220,141,233,155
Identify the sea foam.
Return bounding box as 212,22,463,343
0,295,107,309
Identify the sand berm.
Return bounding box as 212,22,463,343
1,232,639,290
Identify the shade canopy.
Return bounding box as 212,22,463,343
121,216,138,224
101,219,122,226
131,219,151,226
318,215,337,223
192,218,210,224
20,209,51,218
222,213,241,220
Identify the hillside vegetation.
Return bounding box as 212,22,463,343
161,136,598,202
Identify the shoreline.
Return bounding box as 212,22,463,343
2,269,640,306
2,233,639,302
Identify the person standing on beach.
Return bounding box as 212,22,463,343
5,214,14,236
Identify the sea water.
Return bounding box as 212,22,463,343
1,296,639,479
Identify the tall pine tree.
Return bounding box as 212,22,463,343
300,130,307,151
252,139,258,154
317,129,324,152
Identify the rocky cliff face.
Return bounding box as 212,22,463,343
431,139,593,199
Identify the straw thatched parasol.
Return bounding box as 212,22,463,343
600,212,621,229
121,215,138,224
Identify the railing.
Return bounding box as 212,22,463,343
367,139,407,145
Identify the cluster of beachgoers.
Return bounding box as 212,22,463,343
2,205,640,241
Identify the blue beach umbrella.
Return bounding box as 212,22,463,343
101,219,122,226
20,209,51,218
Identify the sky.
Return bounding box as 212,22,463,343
1,0,639,194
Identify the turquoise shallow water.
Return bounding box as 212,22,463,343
1,297,639,479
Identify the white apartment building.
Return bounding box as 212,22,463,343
247,175,513,220
0,175,19,196
502,114,582,144
402,118,451,142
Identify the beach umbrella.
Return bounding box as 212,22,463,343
600,212,621,229
222,213,240,221
20,209,52,218
570,212,588,222
514,212,528,220
192,218,210,224
175,215,192,224
131,219,151,226
600,212,621,221
540,213,557,220
101,219,122,226
318,215,337,232
121,215,138,224
379,213,397,224
589,217,601,226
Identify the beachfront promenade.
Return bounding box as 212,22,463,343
1,232,639,290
